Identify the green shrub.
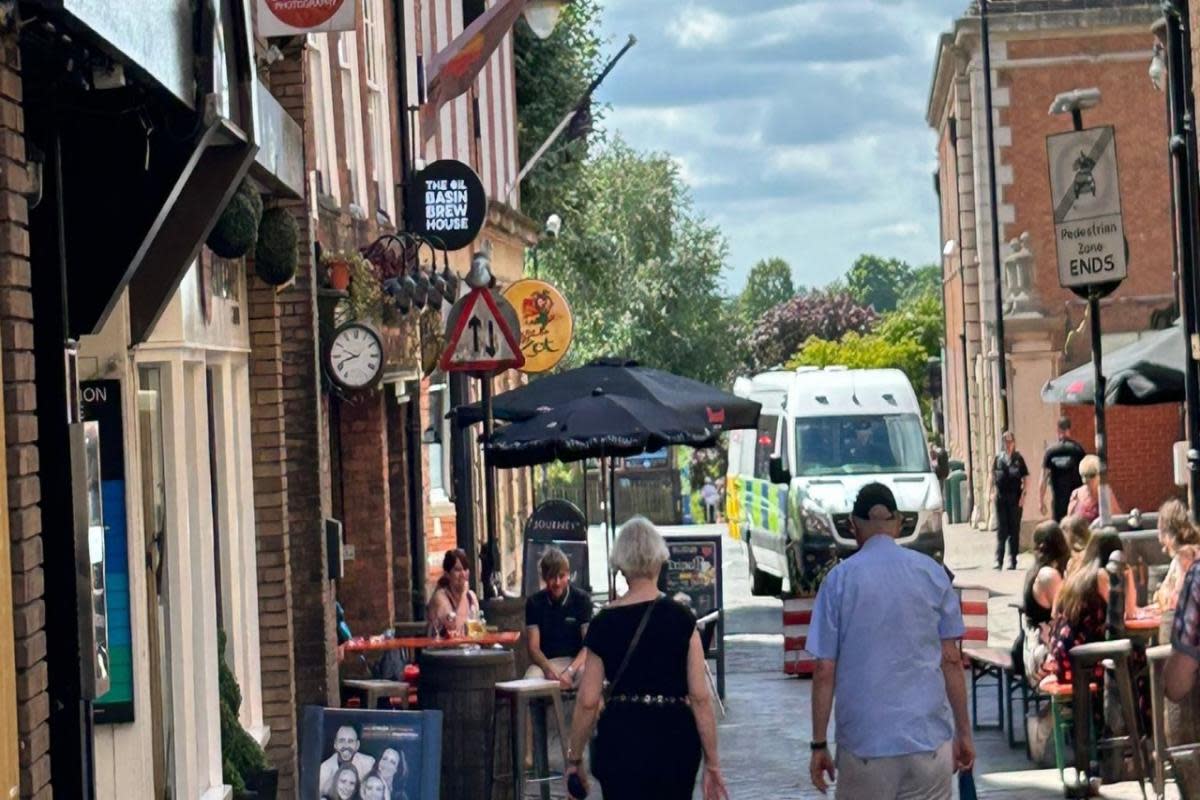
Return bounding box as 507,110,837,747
208,191,258,259
254,208,299,286
219,630,266,796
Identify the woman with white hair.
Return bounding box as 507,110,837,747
1066,454,1122,525
565,517,728,800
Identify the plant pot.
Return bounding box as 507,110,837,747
328,259,351,291
238,767,278,800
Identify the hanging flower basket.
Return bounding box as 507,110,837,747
207,181,262,259
254,208,299,286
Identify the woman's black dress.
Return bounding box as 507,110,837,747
585,597,702,800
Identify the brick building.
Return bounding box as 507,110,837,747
928,1,1180,531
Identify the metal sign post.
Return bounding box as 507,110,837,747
441,253,524,596
1047,96,1125,525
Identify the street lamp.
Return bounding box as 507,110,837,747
1049,88,1117,526
523,0,568,39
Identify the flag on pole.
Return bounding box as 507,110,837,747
420,0,526,143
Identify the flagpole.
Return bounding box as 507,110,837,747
504,34,638,205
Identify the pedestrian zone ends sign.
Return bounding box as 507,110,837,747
1046,126,1127,289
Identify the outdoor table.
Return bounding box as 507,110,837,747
419,648,515,800
342,631,521,653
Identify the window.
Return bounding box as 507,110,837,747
307,34,341,201
794,414,930,477
462,0,485,27
426,382,452,503
753,414,778,480
337,30,368,210
363,0,395,217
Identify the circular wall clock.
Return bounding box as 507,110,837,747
326,321,385,391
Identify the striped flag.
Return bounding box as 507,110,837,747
421,0,526,143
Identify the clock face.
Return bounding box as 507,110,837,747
329,323,384,389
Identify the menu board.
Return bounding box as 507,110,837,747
658,535,722,617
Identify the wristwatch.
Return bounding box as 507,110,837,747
810,741,828,751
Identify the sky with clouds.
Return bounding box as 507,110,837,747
592,0,969,293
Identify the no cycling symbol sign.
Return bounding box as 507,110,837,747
1046,126,1127,290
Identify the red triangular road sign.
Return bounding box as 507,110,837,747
440,288,526,373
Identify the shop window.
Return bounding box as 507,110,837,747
363,0,395,218
426,380,452,503
337,30,368,211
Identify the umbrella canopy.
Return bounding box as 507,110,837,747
1041,324,1185,406
459,358,761,431
483,389,718,469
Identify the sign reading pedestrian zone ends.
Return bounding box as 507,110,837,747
1046,126,1127,289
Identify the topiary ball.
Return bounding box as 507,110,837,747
207,191,258,259
254,207,299,286
238,181,263,225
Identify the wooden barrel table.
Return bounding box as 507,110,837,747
419,648,515,800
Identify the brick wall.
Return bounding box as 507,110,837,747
246,270,298,793
1062,403,1183,514
0,33,49,800
336,391,395,634
274,41,338,711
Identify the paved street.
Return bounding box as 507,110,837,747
562,522,1177,799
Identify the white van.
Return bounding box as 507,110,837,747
726,367,944,596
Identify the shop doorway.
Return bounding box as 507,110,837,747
136,366,171,799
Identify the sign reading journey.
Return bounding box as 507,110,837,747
256,0,356,36
523,500,589,594
1046,126,1127,289
411,160,487,251
503,279,574,373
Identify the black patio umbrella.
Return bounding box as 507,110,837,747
1041,323,1185,406
483,389,718,469
458,358,761,432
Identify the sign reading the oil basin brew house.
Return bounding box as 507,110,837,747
1046,126,1128,289
256,0,357,37
502,279,574,373
411,160,487,251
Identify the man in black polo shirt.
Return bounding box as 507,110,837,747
525,547,592,686
1038,416,1085,522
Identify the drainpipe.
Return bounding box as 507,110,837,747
949,116,976,519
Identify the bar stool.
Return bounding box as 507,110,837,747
1069,640,1149,800
492,678,569,800
1039,674,1098,792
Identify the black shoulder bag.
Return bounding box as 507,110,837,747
603,597,660,703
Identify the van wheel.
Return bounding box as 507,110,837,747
748,544,782,597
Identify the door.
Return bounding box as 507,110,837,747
137,367,171,799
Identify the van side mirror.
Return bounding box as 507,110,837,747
769,456,791,485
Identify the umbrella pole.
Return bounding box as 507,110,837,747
601,457,613,598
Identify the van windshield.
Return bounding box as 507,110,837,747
794,414,929,476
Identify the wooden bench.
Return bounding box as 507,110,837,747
956,586,1035,751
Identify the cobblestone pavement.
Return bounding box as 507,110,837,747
556,522,1178,798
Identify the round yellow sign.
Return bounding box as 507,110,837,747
502,279,574,373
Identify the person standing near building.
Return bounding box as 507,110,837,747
701,478,719,524
991,431,1029,571
807,483,973,798
1039,417,1085,522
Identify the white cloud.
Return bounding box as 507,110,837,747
666,6,732,48
870,222,925,239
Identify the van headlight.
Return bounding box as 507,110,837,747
802,507,837,539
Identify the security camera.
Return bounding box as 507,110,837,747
544,213,562,239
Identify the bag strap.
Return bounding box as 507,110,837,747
605,597,659,699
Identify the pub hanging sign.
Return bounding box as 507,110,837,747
257,0,358,37
409,160,487,251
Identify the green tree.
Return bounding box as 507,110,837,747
537,137,736,385
877,291,944,356
901,263,942,305
748,290,876,370
787,332,930,393
514,0,604,224
845,254,911,313
738,258,795,321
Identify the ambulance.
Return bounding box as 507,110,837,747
726,367,944,596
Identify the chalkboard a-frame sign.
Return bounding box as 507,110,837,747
409,159,487,251
657,535,722,617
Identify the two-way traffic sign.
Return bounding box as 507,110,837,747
439,287,525,373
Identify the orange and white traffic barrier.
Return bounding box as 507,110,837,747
783,596,816,676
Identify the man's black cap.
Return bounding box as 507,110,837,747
852,482,897,520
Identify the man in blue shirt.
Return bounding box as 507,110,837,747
807,483,974,798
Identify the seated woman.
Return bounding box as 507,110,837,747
1149,499,1200,612
1061,514,1092,580
1021,521,1070,681
525,546,592,688
1066,455,1122,525
1048,531,1145,726
426,549,478,638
